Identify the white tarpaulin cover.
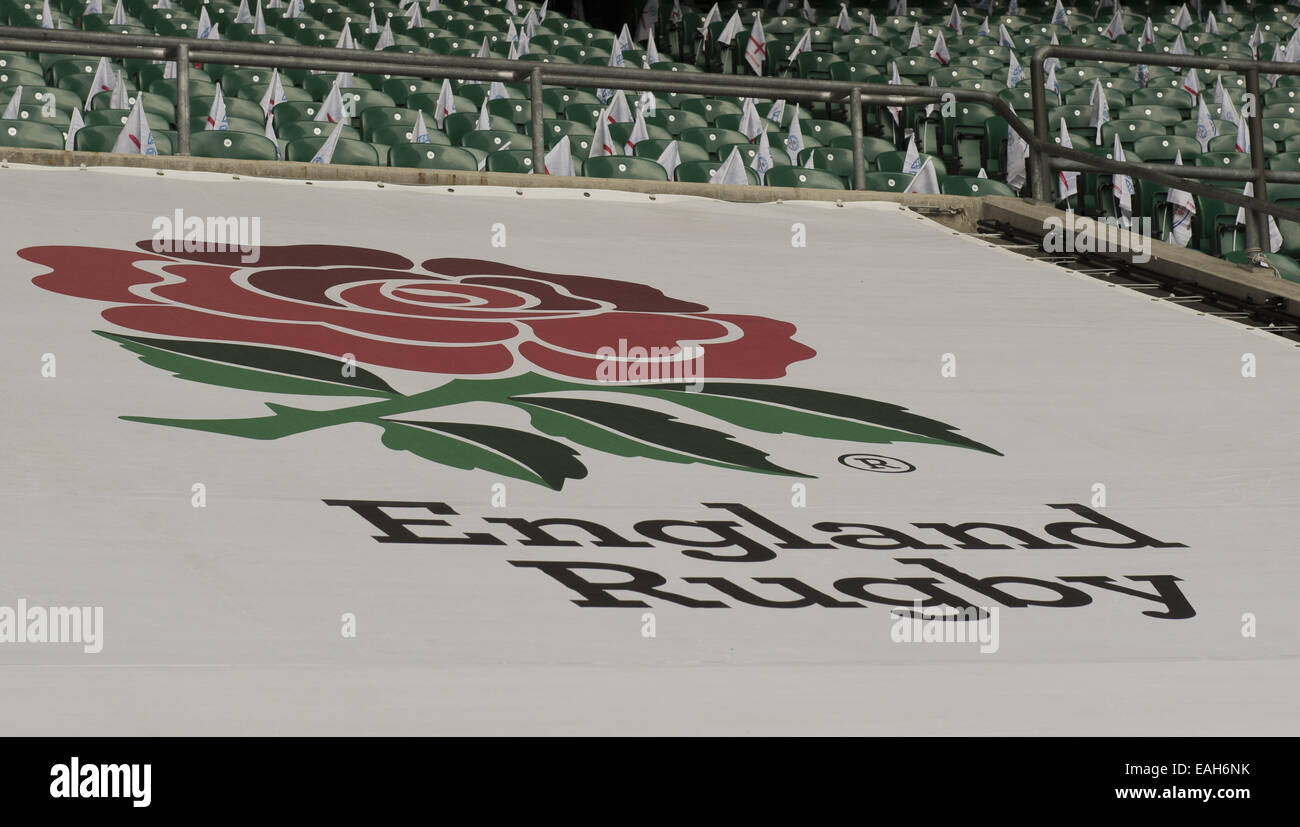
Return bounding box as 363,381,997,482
1,165,1298,734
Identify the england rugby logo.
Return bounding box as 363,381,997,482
24,243,998,488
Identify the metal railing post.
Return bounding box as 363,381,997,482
849,87,865,191
1246,67,1268,258
529,67,545,175
1029,46,1053,203
175,43,190,156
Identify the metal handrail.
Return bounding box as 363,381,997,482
3,24,1299,245
1031,44,1300,259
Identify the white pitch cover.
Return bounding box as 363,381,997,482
1,166,1298,735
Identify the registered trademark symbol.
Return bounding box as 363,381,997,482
838,454,915,473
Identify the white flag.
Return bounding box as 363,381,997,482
1045,62,1061,103
316,82,345,123
1141,16,1155,46
111,95,157,155
375,19,395,50
947,6,962,35
1236,182,1284,252
903,135,923,173
1195,95,1218,152
310,120,345,163
109,0,126,24
1103,6,1124,40
766,100,786,124
83,0,100,13
411,111,430,143
540,135,573,175
998,22,1014,47
1206,11,1219,35
908,23,922,49
606,90,633,124
264,111,279,158
1007,51,1024,88
1182,68,1200,99
719,11,743,44
234,0,251,23
784,104,804,164
1006,125,1029,191
656,140,682,180
750,129,773,179
625,107,649,153
886,62,902,125
868,14,878,37
475,101,491,131
206,86,229,130
434,79,455,129
837,6,853,33
1213,75,1225,108
407,2,422,28
1051,0,1069,28
789,29,812,64
800,0,816,23
1057,119,1078,199
738,97,763,140
40,0,53,28
84,57,114,110
1,86,21,120
743,18,767,75
1111,133,1135,228
590,108,619,157
258,68,287,119
1090,79,1109,145
336,23,356,50
1172,3,1194,29
931,32,950,65
65,108,84,151
645,25,660,64
488,81,508,101
1166,150,1196,247
903,158,941,193
108,70,129,110
636,0,659,41
365,10,378,34
1235,115,1250,154
1249,24,1264,59
710,146,750,185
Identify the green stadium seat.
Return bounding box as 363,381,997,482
940,176,1016,197
765,167,847,190
584,156,669,182
0,118,63,149
388,143,479,170
284,135,382,165
190,130,280,161
278,121,362,141
673,160,760,185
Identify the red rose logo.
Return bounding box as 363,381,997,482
21,243,815,380
21,241,994,489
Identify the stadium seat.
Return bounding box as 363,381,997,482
0,119,63,149
584,156,669,182
284,136,381,165
190,130,280,161
765,167,847,190
388,143,479,170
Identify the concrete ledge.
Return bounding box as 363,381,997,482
0,147,983,231
980,195,1300,309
